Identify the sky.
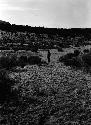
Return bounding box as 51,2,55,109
0,0,91,28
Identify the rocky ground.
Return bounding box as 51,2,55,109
0,48,91,124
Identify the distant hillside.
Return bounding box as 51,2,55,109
0,20,10,24
0,20,91,39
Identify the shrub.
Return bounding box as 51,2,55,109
0,55,18,70
0,69,18,104
59,52,74,62
28,55,41,65
82,53,91,66
59,52,82,68
69,57,82,68
8,55,18,68
18,55,28,68
83,49,89,53
0,56,10,69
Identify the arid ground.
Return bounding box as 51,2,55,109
0,47,91,124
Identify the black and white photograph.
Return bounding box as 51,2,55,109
0,0,91,124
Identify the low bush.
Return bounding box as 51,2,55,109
59,52,82,68
0,55,18,70
83,49,89,53
28,55,41,65
57,47,63,52
65,57,82,68
59,52,75,62
18,55,28,68
82,53,91,66
0,69,19,104
9,55,18,68
0,56,10,69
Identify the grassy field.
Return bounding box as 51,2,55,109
0,48,91,124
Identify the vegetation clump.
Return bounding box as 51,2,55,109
0,55,18,69
0,69,19,105
18,55,28,68
57,47,63,52
83,49,89,53
59,50,82,69
28,55,42,65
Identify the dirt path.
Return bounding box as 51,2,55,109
38,49,65,63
